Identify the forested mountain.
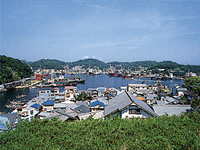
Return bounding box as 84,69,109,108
0,55,33,84
23,58,200,75
109,61,157,70
148,61,200,76
29,59,67,70
68,58,109,70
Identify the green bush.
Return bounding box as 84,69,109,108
1,111,200,149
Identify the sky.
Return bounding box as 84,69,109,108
1,0,200,65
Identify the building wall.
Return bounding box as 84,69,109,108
121,106,144,119
39,90,51,102
36,74,42,80
21,108,38,121
128,85,147,92
120,105,153,118
43,106,54,112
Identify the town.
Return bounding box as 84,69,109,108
1,76,196,132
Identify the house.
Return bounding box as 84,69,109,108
45,109,79,121
109,87,120,96
0,113,21,132
39,87,54,102
177,88,188,97
104,91,158,118
53,103,67,111
128,84,147,92
74,105,90,114
120,86,127,92
16,103,42,121
146,93,157,105
153,105,191,116
87,88,98,98
65,86,77,101
43,100,55,112
97,87,107,97
90,100,107,112
35,73,42,80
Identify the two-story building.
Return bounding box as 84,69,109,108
128,84,147,92
65,86,77,101
104,91,158,118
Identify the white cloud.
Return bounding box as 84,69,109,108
82,56,89,59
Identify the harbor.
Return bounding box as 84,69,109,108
0,73,184,112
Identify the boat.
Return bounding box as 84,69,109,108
16,94,26,99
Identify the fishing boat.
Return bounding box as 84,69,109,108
16,94,26,99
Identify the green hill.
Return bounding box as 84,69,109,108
0,55,33,84
109,61,157,70
30,59,67,70
148,61,200,76
68,58,109,70
25,58,200,76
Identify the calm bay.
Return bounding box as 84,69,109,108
0,74,184,112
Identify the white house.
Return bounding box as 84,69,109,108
104,91,158,118
39,87,54,102
16,103,41,121
65,86,77,101
128,84,147,92
177,88,188,97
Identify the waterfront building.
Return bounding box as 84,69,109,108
39,87,54,102
97,87,107,97
43,100,55,112
128,84,147,92
120,86,127,92
87,88,98,98
35,73,42,80
65,86,77,101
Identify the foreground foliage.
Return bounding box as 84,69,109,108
1,111,200,150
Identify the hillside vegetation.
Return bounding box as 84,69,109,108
28,58,200,75
109,61,157,70
1,111,200,149
0,55,33,84
29,59,67,70
149,61,200,76
68,58,109,70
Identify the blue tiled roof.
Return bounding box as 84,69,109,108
90,100,106,107
31,103,42,109
43,100,55,106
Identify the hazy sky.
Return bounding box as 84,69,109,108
1,0,200,65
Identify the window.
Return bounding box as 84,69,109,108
30,110,34,115
41,91,45,93
129,109,140,114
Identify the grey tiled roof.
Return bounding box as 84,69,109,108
0,113,21,124
153,105,191,116
74,105,90,113
104,91,158,117
127,92,158,117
